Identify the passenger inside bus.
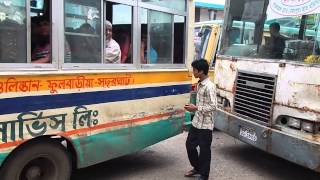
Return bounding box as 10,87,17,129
117,30,131,63
31,17,51,63
141,33,158,64
105,20,121,64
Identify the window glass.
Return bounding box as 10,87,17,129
105,2,132,64
221,0,263,58
0,0,27,63
64,0,101,63
141,0,186,12
174,15,185,64
141,9,172,64
221,0,320,64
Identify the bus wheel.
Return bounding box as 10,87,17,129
0,140,72,180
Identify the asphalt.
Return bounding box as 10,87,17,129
72,131,320,180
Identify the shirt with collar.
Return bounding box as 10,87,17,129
191,77,217,130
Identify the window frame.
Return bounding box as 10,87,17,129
138,0,188,69
0,0,189,71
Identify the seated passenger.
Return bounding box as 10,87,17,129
105,20,121,63
140,34,158,64
118,31,131,63
265,22,286,59
31,18,50,63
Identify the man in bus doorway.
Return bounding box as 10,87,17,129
184,59,217,180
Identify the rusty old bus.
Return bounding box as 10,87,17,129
0,0,194,179
215,0,320,171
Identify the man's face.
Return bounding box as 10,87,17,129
38,21,50,37
193,67,202,78
270,26,278,36
106,27,112,40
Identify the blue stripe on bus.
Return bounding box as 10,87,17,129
0,84,191,115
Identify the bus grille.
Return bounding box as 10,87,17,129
234,71,276,123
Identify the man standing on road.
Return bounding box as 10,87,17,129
184,59,217,180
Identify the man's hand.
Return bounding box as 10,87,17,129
184,104,198,112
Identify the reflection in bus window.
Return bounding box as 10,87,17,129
105,1,132,64
64,0,101,63
0,0,27,63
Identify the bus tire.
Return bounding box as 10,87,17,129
0,139,72,180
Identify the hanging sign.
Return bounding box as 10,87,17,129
268,0,320,17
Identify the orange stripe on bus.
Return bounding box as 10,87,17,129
0,110,184,149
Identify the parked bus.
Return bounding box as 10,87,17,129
215,0,320,172
0,0,194,179
194,20,222,64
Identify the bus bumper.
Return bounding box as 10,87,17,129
215,109,320,172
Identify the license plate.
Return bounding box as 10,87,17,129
239,127,257,142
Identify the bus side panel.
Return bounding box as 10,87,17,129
73,115,184,168
0,71,190,167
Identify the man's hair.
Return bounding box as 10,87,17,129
105,20,112,29
270,22,280,32
191,59,209,75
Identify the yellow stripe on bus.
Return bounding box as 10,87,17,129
0,71,191,94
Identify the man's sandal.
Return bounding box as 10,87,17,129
184,169,199,177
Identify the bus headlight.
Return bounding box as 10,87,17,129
302,121,314,133
287,117,301,129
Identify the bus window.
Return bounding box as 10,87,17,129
0,0,51,64
0,0,27,63
140,9,172,64
64,0,101,63
105,1,132,64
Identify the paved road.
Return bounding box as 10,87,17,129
71,131,320,180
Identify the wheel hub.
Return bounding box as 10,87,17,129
25,166,41,180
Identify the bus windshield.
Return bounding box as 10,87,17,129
220,0,320,63
194,26,212,60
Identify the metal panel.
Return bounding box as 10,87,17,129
234,71,276,123
215,109,320,172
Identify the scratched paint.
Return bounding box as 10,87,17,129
214,56,320,136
